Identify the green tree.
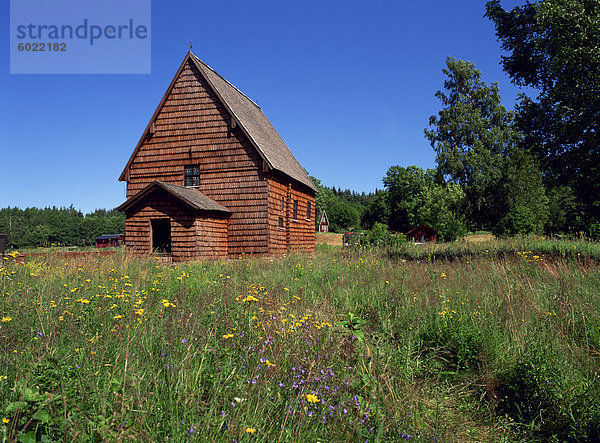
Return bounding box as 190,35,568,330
328,200,360,232
425,57,547,232
485,0,600,227
417,183,468,241
383,166,435,232
361,190,390,230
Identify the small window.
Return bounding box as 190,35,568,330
281,197,284,212
278,217,284,228
184,165,200,187
292,200,298,221
306,201,311,221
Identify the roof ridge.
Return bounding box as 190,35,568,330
190,53,261,109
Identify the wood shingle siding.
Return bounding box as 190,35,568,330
118,51,316,260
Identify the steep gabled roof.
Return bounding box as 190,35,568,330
119,51,317,193
116,181,231,214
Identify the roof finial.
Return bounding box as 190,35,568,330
190,40,193,51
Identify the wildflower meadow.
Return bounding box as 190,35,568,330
1,238,600,441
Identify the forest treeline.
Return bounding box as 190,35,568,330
0,206,125,249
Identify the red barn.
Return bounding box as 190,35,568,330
117,51,317,260
406,225,438,243
95,234,124,248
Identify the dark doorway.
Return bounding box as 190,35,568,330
151,219,171,253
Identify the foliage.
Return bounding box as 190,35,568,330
360,190,390,230
485,0,600,224
382,165,466,240
589,222,600,241
425,57,547,232
309,176,371,233
0,206,125,248
328,200,361,232
415,183,467,241
383,166,435,233
493,205,539,237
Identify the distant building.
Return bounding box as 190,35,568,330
406,225,438,243
318,210,329,233
95,234,124,248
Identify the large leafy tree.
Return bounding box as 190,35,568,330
425,57,546,231
382,165,467,239
383,166,435,232
485,0,600,226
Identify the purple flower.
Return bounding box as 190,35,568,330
189,428,195,434
181,338,186,344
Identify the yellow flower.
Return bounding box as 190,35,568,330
306,394,319,403
245,427,256,434
222,334,234,339
2,417,8,424
1,317,11,323
243,295,259,303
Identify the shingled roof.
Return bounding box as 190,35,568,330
119,51,317,193
116,181,231,214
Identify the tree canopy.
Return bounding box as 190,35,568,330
485,0,600,227
425,57,547,233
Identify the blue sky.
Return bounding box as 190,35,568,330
1,0,528,213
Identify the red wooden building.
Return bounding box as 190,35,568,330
95,234,124,248
117,51,317,260
318,210,329,233
405,225,438,243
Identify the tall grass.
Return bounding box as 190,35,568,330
0,242,599,441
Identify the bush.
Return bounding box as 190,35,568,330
493,206,539,237
589,222,600,240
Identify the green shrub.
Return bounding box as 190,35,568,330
493,206,539,237
589,221,600,240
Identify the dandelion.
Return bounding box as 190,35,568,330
2,418,8,424
1,317,11,323
245,427,256,434
306,394,319,403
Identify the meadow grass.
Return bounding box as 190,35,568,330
1,240,599,441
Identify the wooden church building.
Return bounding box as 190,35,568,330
117,51,317,260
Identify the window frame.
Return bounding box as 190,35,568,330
184,164,200,187
306,201,311,221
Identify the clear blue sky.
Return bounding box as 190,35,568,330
1,0,527,213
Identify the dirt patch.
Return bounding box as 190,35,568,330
316,232,343,246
